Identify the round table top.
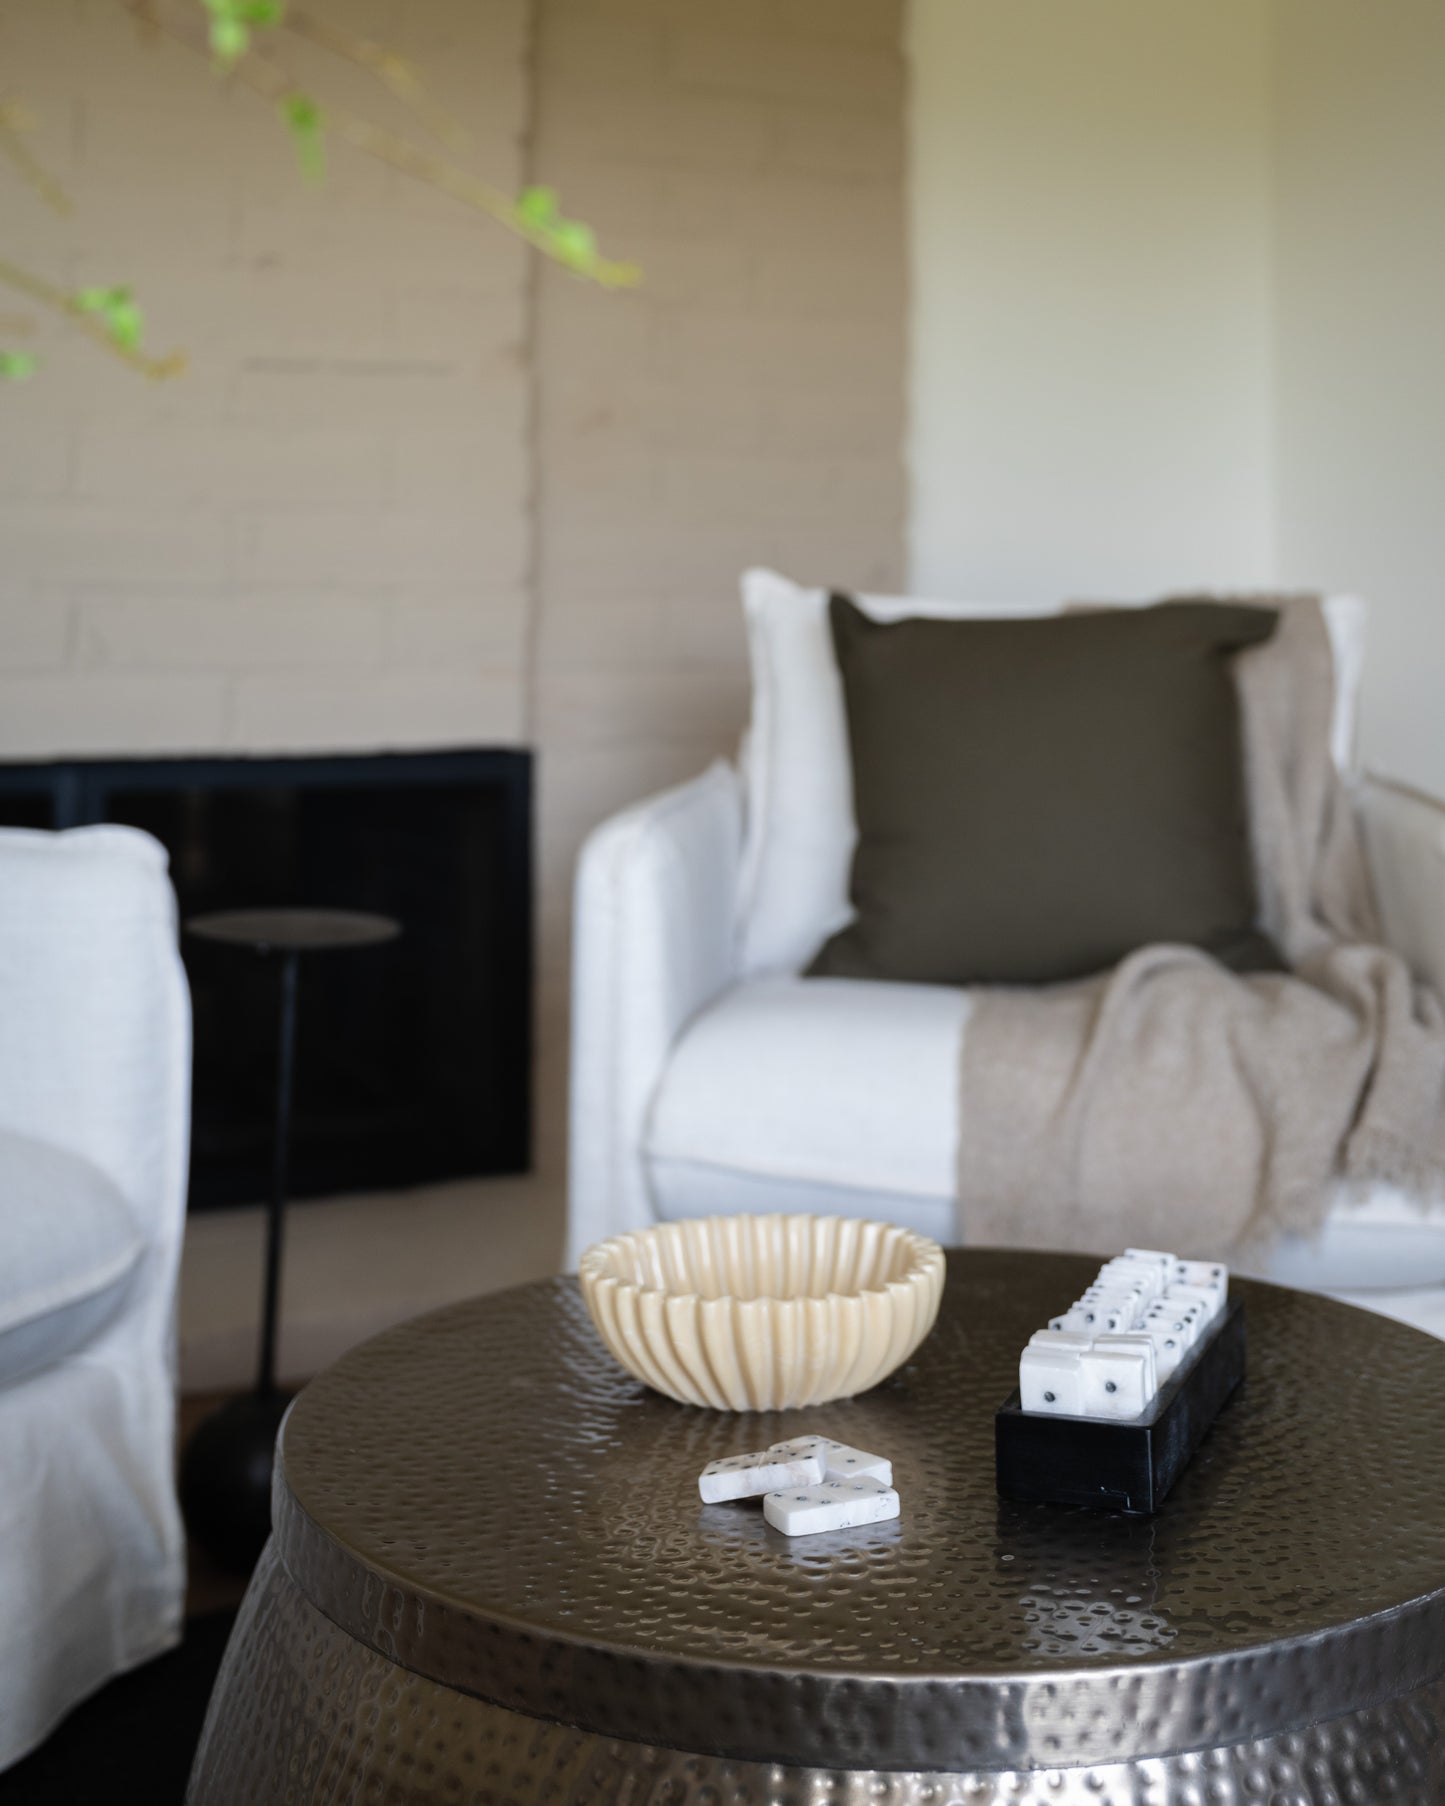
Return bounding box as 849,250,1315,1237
186,907,400,953
273,1248,1445,1772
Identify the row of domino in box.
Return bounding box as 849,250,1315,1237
1020,1248,1230,1419
699,1434,900,1536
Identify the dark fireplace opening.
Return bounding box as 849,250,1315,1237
0,749,531,1210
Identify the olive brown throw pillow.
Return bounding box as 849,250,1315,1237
809,595,1282,987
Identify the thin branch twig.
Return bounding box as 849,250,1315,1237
115,0,640,288
0,256,186,379
281,8,471,155
0,106,75,216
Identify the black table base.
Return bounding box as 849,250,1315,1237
180,909,399,1573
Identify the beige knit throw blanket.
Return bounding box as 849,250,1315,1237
956,596,1445,1260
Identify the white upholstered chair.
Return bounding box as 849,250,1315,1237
567,576,1445,1339
0,826,191,1771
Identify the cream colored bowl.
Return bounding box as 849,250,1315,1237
577,1214,946,1411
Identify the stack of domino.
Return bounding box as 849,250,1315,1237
698,1435,898,1537
1019,1249,1228,1420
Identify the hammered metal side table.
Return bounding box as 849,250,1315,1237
187,1250,1445,1803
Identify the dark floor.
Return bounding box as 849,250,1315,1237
0,1611,237,1806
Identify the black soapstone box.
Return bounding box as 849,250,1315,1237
994,1296,1246,1515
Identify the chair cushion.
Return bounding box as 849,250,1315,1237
645,977,970,1239
811,594,1281,986
0,1130,145,1387
736,568,1369,978
647,978,1445,1307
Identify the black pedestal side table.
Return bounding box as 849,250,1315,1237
188,1250,1445,1802
179,908,400,1573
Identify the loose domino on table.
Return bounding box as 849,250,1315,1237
763,1475,900,1537
698,1447,825,1503
771,1436,892,1486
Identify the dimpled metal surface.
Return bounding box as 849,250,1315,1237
188,1546,1445,1804
197,1250,1445,1791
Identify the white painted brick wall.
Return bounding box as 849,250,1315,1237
0,0,531,759
0,0,907,1190
530,0,907,1170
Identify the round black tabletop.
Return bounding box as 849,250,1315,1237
185,907,400,953
271,1248,1445,1773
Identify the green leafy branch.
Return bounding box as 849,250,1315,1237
0,259,185,381
0,0,640,381
123,1,640,283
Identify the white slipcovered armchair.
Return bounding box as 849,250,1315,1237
568,578,1445,1339
0,827,191,1771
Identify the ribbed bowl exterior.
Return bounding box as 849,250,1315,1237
577,1214,947,1410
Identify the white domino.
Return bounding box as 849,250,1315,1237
1167,1280,1224,1323
1173,1259,1228,1298
1049,1307,1097,1334
1029,1328,1093,1353
771,1436,892,1486
1097,1257,1166,1303
1079,1343,1153,1418
1073,1292,1141,1333
1019,1248,1227,1420
1020,1343,1086,1414
698,1446,825,1503
1129,1318,1188,1381
1124,1247,1177,1274
763,1475,900,1537
1160,1289,1211,1334
1144,1301,1200,1352
1094,1331,1158,1395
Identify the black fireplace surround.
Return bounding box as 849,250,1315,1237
0,749,531,1210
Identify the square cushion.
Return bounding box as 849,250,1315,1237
645,975,970,1242
0,1129,145,1387
736,569,1368,977
810,595,1281,986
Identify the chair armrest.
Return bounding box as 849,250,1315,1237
1356,773,1445,1001
567,762,743,1269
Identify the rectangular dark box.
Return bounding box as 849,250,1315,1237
995,1298,1247,1515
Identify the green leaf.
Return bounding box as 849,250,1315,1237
552,221,597,269
71,286,145,350
0,351,38,380
209,15,250,64
107,298,143,350
201,0,283,66
515,185,559,229
278,93,326,182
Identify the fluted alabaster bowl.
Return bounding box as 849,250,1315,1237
577,1214,946,1411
